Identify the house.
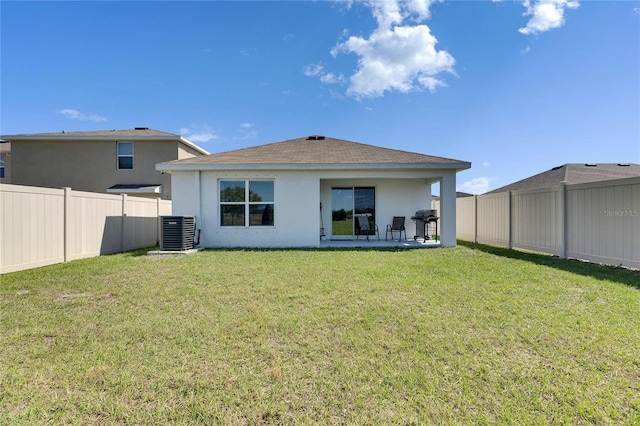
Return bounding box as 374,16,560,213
1,128,209,199
0,141,10,184
486,163,640,194
157,135,471,248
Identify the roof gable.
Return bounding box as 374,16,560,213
159,135,470,170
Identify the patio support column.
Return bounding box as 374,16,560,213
440,172,457,247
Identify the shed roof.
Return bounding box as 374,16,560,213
158,135,471,171
486,163,640,194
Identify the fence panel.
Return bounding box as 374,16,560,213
67,190,124,260
1,185,65,273
511,186,563,256
125,196,162,251
566,178,640,268
456,197,476,241
454,177,639,269
1,184,172,274
476,192,510,247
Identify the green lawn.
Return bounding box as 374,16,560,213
1,243,639,425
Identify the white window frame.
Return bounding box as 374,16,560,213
219,179,275,227
0,155,5,179
117,142,134,170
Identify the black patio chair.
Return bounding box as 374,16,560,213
385,216,406,241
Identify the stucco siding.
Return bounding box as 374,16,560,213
174,171,320,248
11,140,178,199
170,170,440,248
0,143,11,184
178,144,204,159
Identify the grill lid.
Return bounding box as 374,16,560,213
412,209,437,219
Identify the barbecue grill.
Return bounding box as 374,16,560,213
411,209,438,242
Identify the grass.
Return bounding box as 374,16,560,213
1,242,639,425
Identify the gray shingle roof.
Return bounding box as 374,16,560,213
1,128,209,155
1,128,180,139
486,163,640,194
160,135,470,169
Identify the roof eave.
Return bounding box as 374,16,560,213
2,134,209,155
157,162,472,172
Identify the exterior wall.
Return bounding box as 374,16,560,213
171,169,459,249
171,170,320,247
0,142,11,183
1,184,171,274
178,144,204,159
10,139,183,199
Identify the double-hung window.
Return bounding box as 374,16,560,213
117,142,133,170
0,155,5,179
220,180,274,227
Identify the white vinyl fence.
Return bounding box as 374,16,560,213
447,177,640,269
1,184,172,274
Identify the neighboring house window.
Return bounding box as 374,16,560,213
117,142,133,170
0,155,4,178
220,180,274,226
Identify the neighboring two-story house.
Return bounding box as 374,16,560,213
0,128,208,199
0,141,10,184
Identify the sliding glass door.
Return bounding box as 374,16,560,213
331,187,375,238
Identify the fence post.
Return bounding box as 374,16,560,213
121,194,127,253
63,187,72,262
507,190,513,249
559,182,567,259
156,197,162,247
474,195,478,243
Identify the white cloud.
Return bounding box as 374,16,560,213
327,0,454,99
457,177,495,195
235,122,258,140
320,72,345,84
304,63,345,85
303,63,324,77
333,23,454,98
519,0,579,35
58,108,107,122
179,125,219,143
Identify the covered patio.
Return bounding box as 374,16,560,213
319,237,441,249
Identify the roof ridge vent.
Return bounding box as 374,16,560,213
585,163,597,167
306,135,325,140
135,127,149,130
618,163,630,166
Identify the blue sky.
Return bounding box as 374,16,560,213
2,0,639,193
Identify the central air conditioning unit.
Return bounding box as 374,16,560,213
161,216,196,251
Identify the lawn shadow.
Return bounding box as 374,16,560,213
458,240,639,290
